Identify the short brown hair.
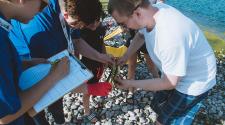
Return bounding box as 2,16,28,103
108,0,150,16
65,0,103,25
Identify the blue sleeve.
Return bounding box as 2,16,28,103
0,32,22,118
71,29,81,39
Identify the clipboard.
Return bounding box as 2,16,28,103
19,50,93,116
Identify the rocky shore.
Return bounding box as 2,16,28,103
45,17,225,125
45,49,224,125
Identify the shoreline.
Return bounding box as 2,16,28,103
199,24,225,42
202,29,225,51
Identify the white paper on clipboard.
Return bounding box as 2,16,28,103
19,50,93,113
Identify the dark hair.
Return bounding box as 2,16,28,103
65,0,77,18
65,0,103,25
108,0,150,16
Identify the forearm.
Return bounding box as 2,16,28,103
129,78,175,91
102,45,106,54
127,53,138,79
22,58,48,70
144,55,159,78
74,38,101,61
124,33,145,59
150,68,160,78
0,74,58,124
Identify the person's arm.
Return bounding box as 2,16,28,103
117,32,145,65
102,44,107,54
22,58,49,70
127,53,138,80
74,38,114,64
116,39,188,91
0,57,70,124
127,53,138,93
115,73,180,91
144,54,160,78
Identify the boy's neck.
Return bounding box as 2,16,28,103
0,2,14,20
145,6,158,32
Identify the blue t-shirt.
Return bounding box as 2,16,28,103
9,21,30,59
9,0,80,59
0,13,24,125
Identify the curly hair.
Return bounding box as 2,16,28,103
65,0,103,25
64,0,76,18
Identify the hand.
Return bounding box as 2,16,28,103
98,53,115,65
117,54,129,66
114,77,132,90
49,56,70,81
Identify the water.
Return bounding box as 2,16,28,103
166,0,225,39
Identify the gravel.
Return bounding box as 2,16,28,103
45,50,224,125
45,16,225,125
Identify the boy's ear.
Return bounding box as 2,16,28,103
133,9,141,18
63,12,68,19
133,8,144,22
19,0,24,4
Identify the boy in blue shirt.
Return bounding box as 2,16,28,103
0,0,69,125
9,0,114,124
9,1,73,123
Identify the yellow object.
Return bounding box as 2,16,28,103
104,27,123,41
105,45,127,57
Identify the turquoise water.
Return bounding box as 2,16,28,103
166,0,225,39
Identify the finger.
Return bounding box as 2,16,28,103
57,57,69,67
106,55,114,64
61,56,69,62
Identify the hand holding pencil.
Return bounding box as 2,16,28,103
49,56,70,81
